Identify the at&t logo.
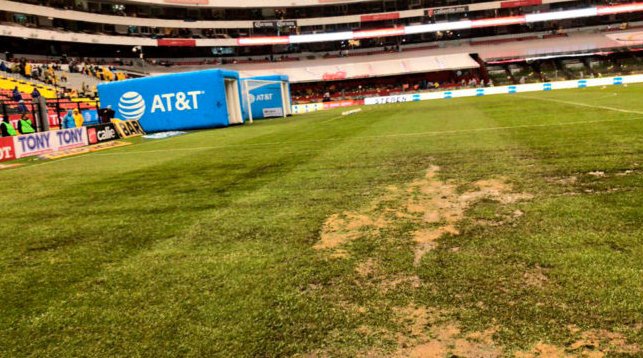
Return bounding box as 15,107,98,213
118,91,146,121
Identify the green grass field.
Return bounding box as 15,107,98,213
1,85,642,357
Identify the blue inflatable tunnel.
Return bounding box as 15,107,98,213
98,69,244,132
240,75,291,121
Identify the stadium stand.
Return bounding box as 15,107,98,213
0,0,641,105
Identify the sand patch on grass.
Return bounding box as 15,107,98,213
315,165,532,265
388,305,502,358
314,211,390,256
308,303,639,357
615,169,634,176
513,327,641,357
523,265,549,288
353,257,421,294
568,329,640,356
356,258,377,277
549,175,578,185
515,342,571,358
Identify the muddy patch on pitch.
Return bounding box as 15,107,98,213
308,303,639,357
314,211,389,258
353,257,421,294
389,305,502,358
568,329,640,356
547,175,578,185
523,265,549,289
513,326,641,358
315,165,532,262
355,258,378,277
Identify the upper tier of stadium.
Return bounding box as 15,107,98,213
32,0,390,9
2,1,642,47
2,0,580,26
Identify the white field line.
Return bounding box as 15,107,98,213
87,116,641,157
320,115,344,124
6,111,641,171
515,95,643,115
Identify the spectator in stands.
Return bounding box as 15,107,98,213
61,110,76,129
1,117,17,137
12,87,27,113
12,87,20,101
31,88,41,99
72,109,84,128
17,114,35,134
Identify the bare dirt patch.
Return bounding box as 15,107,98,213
475,209,525,228
314,165,532,264
316,304,640,358
568,329,640,356
550,175,578,185
314,212,386,252
388,304,502,358
523,265,549,289
356,258,377,278
404,168,532,265
513,327,641,358
587,171,606,178
615,169,634,176
379,275,422,294
515,342,571,358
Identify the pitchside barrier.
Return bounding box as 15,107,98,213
290,75,643,114
87,123,121,144
0,121,126,162
11,127,89,159
363,75,643,106
292,100,362,114
111,119,145,138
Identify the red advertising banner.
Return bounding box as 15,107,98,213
360,12,400,22
157,39,197,47
323,100,362,109
501,0,542,8
322,71,348,81
0,137,16,162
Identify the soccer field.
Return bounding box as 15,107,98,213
1,85,642,356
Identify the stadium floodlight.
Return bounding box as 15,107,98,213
403,21,472,35
242,79,291,124
231,3,643,46
597,3,643,15
470,16,526,28
353,27,405,39
525,8,597,23
289,32,354,44
237,36,290,46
